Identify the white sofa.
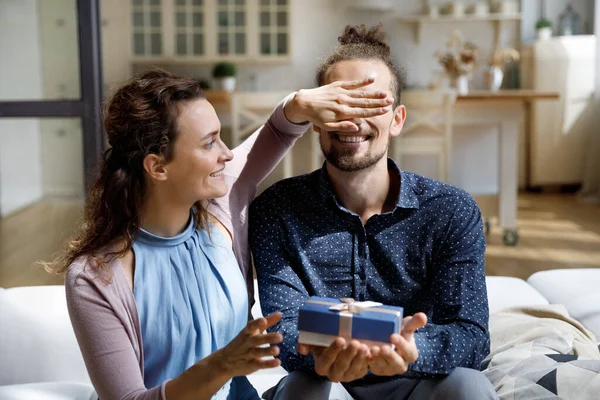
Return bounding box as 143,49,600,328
1,269,599,400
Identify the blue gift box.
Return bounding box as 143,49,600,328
298,296,403,347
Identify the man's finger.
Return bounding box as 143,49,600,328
381,345,408,374
328,340,360,381
345,343,370,379
314,338,345,376
401,312,427,336
391,334,419,364
297,342,313,355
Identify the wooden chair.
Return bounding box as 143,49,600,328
231,91,320,178
393,90,456,183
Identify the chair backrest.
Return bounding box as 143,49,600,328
231,91,291,147
400,90,456,138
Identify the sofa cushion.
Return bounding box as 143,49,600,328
0,382,96,400
528,269,600,340
0,286,90,385
485,276,549,313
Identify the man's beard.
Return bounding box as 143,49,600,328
320,134,389,172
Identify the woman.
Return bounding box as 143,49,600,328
47,68,393,399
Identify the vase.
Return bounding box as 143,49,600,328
537,27,552,40
452,75,469,95
214,77,236,92
484,66,504,92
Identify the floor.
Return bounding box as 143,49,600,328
0,193,598,288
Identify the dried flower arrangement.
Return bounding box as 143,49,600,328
489,47,520,69
434,30,478,79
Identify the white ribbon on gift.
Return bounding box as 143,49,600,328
306,298,402,342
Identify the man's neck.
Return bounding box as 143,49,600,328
141,188,192,238
326,157,398,224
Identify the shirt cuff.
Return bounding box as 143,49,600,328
270,92,311,136
161,379,171,400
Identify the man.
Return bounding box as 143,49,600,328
250,24,496,400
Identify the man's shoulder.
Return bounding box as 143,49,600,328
405,171,479,210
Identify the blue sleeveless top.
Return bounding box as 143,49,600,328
132,216,255,399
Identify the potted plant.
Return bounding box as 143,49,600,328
212,62,236,92
536,18,553,40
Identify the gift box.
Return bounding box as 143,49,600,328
298,297,403,347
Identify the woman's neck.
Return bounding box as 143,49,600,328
141,191,192,237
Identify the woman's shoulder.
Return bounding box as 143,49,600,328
65,251,125,299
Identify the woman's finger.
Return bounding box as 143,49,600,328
248,345,280,359
345,89,390,99
245,312,282,333
340,95,394,108
263,312,283,329
322,121,360,132
337,77,376,90
339,105,392,118
253,357,281,370
249,332,283,347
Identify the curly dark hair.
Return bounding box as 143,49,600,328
44,68,208,275
316,24,406,106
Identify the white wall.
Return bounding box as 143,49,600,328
0,0,44,217
522,0,595,43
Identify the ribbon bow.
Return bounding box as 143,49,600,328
329,298,383,314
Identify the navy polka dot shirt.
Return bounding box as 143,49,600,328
250,159,490,382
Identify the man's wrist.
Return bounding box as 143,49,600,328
283,90,309,125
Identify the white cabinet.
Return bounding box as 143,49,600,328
130,0,290,63
521,36,596,186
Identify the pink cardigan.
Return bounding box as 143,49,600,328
65,96,308,400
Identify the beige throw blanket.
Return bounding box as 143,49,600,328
482,305,600,400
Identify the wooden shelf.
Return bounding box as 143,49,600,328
399,13,521,23
398,13,522,44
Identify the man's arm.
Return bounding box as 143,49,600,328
249,194,316,374
407,195,490,378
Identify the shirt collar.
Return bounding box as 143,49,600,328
316,158,420,211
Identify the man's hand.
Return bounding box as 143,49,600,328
367,313,427,376
284,78,393,132
297,338,371,382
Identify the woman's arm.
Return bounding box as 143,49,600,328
66,264,282,400
224,77,394,186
